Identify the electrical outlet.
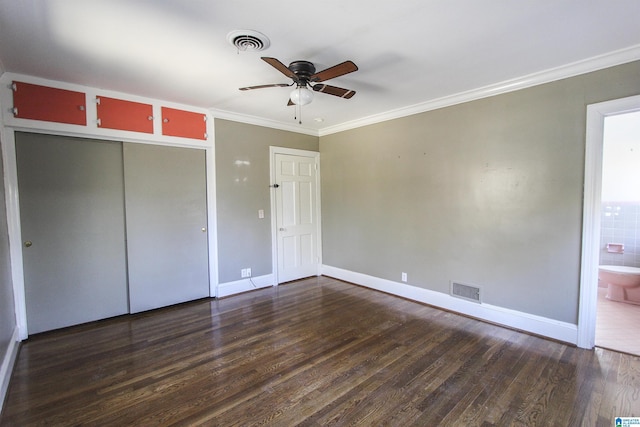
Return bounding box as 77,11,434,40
401,272,407,282
258,209,264,219
246,268,251,277
241,268,252,278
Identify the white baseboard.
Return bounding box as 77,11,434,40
1,327,20,412
321,265,578,345
217,274,274,298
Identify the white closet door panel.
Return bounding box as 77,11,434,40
124,143,209,313
16,133,128,334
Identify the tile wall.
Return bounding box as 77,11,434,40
600,202,640,267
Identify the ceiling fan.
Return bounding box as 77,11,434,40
239,57,358,106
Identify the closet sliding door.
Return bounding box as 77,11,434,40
123,143,209,313
16,133,128,334
16,134,210,333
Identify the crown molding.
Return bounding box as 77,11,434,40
209,108,319,137
315,44,640,137
208,44,640,138
10,44,635,140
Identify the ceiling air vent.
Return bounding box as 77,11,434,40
227,30,270,52
450,281,481,303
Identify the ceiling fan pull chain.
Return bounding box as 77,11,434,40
294,104,302,125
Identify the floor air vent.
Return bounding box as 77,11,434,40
450,281,481,303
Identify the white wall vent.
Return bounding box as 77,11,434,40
450,281,481,303
226,30,270,52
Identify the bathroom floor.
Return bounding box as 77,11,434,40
596,287,640,356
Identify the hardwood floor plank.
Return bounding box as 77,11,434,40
2,276,640,426
435,331,528,425
303,327,470,425
550,348,597,426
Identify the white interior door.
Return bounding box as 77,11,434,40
16,133,129,334
274,152,319,283
124,143,209,313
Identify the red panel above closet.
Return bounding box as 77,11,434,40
12,81,87,125
97,96,153,133
161,107,207,140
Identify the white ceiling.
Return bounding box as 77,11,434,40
1,0,639,135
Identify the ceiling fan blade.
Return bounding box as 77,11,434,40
239,83,292,91
262,57,296,79
312,84,356,99
310,60,358,82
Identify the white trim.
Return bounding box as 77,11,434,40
319,45,640,136
577,94,640,349
1,129,27,340
210,109,318,137
322,265,578,345
217,274,274,298
0,327,20,412
206,123,219,298
269,147,322,285
4,47,639,140
205,45,640,137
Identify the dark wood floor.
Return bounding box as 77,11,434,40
1,276,639,426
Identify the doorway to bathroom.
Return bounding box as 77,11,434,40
595,110,640,355
577,94,640,354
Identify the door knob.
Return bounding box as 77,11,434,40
201,227,207,232
24,241,32,248
279,228,286,231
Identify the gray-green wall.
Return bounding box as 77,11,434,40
215,119,319,284
320,61,640,324
0,142,16,358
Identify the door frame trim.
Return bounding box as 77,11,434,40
577,94,640,349
1,129,27,340
269,146,322,285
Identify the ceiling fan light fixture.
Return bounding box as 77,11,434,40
290,86,313,105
